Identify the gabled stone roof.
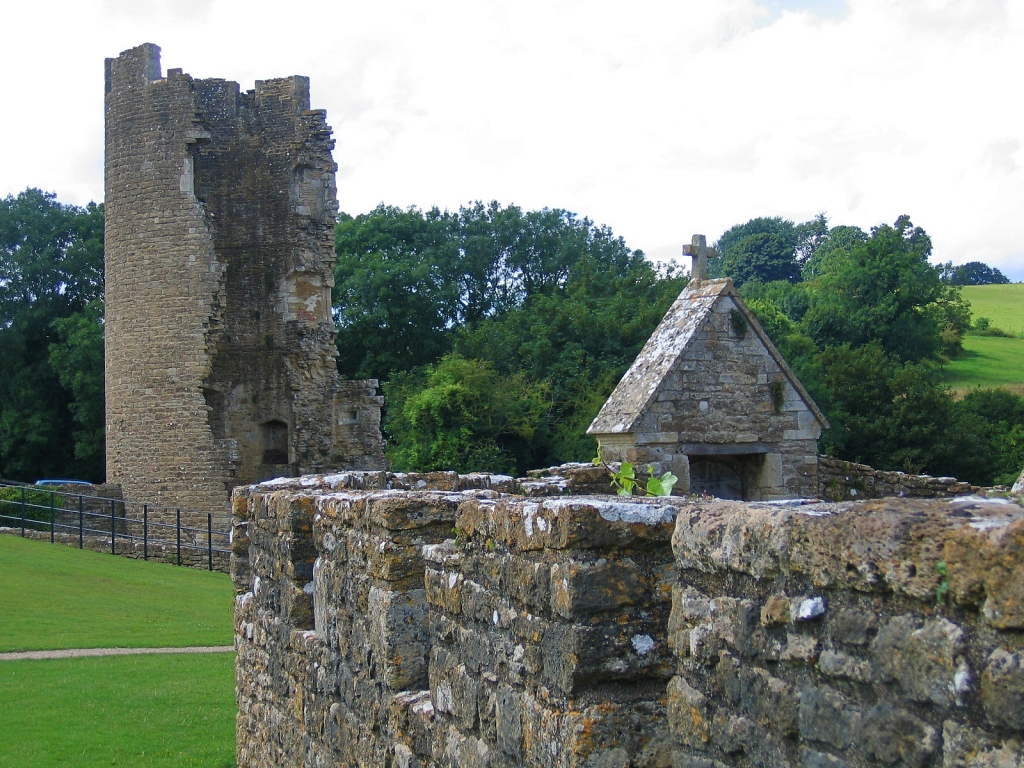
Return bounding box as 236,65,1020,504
587,278,829,436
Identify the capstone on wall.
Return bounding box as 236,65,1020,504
104,44,384,522
233,473,1024,767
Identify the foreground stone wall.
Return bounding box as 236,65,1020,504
234,474,1024,767
666,494,1024,768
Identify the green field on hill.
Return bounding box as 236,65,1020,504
961,284,1024,335
944,284,1024,394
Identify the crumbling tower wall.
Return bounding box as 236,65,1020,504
104,43,384,521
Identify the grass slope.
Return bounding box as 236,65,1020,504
945,284,1024,394
0,654,236,768
961,284,1024,334
0,534,233,652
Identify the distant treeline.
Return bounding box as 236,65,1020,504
2,189,1021,487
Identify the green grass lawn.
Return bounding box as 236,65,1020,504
944,335,1024,394
0,654,236,768
961,284,1024,335
944,284,1024,394
0,534,234,652
0,535,237,766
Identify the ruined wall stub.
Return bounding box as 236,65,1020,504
104,43,384,520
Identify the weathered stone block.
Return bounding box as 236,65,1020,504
872,615,968,706
549,559,645,618
981,648,1024,730
667,676,711,748
942,720,1024,768
859,704,938,768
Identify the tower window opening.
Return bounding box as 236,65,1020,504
261,420,289,464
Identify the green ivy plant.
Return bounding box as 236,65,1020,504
592,444,679,497
935,560,950,605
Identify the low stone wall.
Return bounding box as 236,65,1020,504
0,527,229,572
232,472,681,766
667,494,1024,768
233,473,1024,767
818,456,979,500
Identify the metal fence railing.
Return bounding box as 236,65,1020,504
0,479,230,571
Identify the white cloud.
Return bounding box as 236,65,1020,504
1,0,1021,279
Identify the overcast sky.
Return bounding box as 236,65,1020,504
3,0,1022,278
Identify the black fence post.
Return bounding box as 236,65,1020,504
49,491,55,543
110,498,116,555
207,513,213,571
20,486,25,537
78,495,83,549
143,505,148,561
176,509,181,566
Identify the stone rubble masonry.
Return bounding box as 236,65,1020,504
103,43,384,529
588,278,828,501
818,457,982,501
233,472,1024,767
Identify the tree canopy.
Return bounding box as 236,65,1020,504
338,202,685,473
333,202,655,382
940,260,1011,286
0,190,105,481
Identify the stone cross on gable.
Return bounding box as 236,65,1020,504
683,234,715,282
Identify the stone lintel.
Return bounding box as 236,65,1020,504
682,442,772,456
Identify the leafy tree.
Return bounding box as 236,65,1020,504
801,216,955,362
0,189,104,482
334,202,653,381
939,261,1010,286
816,343,987,476
456,256,685,464
333,206,460,381
49,301,105,472
801,224,868,280
385,354,550,475
720,233,801,286
793,213,831,264
955,389,1024,485
739,279,812,322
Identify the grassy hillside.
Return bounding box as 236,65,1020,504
944,284,1024,394
961,284,1024,334
0,534,233,652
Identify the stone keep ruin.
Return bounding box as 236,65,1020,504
104,44,384,521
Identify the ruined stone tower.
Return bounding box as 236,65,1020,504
104,43,384,519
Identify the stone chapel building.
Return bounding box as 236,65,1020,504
587,235,828,500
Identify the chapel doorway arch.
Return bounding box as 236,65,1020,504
689,459,744,500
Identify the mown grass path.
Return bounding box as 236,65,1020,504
0,535,237,766
0,533,233,652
